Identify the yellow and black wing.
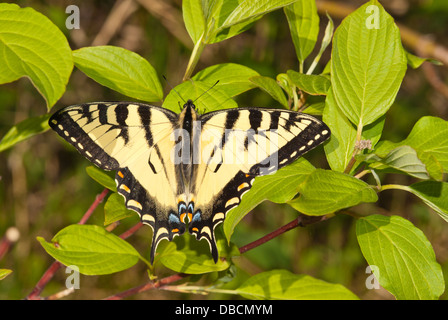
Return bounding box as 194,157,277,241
188,108,330,261
49,102,186,263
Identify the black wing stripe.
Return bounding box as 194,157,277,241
138,105,153,147
115,103,129,125
249,109,262,131
269,111,280,130
98,103,109,125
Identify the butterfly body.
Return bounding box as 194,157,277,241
50,100,330,263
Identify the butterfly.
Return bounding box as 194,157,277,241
49,99,330,263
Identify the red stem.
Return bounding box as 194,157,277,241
239,214,329,254
78,188,109,224
119,222,143,239
26,261,62,300
26,188,109,299
239,218,300,254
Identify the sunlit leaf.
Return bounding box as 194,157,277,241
288,169,378,215
0,3,73,108
0,114,50,152
331,0,407,126
237,269,358,299
356,215,444,299
73,46,163,102
37,224,141,275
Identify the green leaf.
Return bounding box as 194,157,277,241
376,116,448,180
398,116,448,177
287,70,331,95
323,88,385,172
323,88,357,172
356,215,444,299
0,269,12,280
158,233,232,274
73,46,163,102
0,3,73,108
0,114,50,152
284,0,319,64
276,73,294,100
331,0,407,126
237,270,359,300
37,224,141,275
362,114,386,149
207,0,300,43
224,158,316,241
85,166,116,191
407,181,448,223
249,75,288,108
183,0,206,44
288,169,378,215
219,0,298,30
162,80,237,113
303,101,325,116
205,1,263,44
360,145,430,180
104,193,135,225
306,13,334,75
193,63,259,97
405,51,442,69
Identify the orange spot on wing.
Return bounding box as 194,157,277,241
238,183,248,191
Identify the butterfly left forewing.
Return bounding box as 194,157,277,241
49,102,187,263
188,107,330,261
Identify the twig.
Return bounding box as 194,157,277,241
91,0,138,46
26,188,109,300
103,273,187,300
45,287,75,300
421,60,448,100
239,214,330,255
136,0,193,49
119,222,144,239
78,188,109,225
26,261,62,300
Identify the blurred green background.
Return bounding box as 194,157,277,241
0,0,447,299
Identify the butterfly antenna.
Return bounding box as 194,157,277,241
192,80,220,104
162,75,186,110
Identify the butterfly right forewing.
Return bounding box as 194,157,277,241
187,107,330,261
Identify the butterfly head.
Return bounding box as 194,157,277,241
183,99,196,110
